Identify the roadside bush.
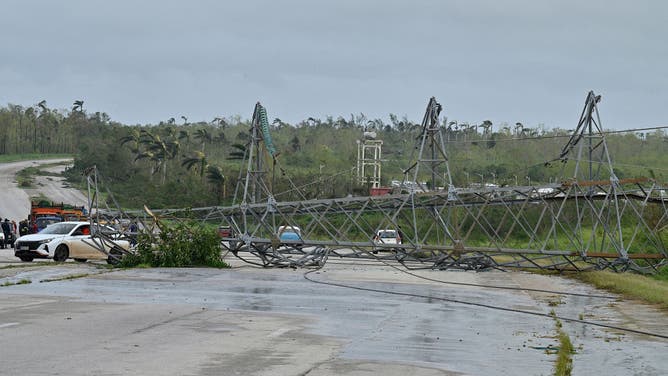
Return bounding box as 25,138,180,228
120,220,228,268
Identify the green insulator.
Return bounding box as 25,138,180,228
258,106,277,157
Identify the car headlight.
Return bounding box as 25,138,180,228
38,239,52,244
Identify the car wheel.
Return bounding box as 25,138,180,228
107,249,123,265
74,258,87,263
19,256,33,262
53,245,69,262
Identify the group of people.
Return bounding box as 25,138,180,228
1,218,41,239
18,219,37,236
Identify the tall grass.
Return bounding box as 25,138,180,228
573,270,668,309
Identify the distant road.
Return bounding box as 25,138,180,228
0,158,87,222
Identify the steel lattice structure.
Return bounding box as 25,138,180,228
87,93,668,272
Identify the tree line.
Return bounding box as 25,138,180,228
1,101,667,209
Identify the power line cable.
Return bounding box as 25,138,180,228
303,267,668,340
371,256,616,299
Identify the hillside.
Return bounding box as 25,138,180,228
1,102,667,209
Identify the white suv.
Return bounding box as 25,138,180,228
373,229,402,250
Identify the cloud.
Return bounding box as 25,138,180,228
1,0,667,128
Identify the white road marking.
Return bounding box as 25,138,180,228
0,322,19,329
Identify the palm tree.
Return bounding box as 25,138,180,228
479,120,493,137
72,100,84,113
306,117,318,127
206,164,226,203
193,128,211,152
212,117,227,128
228,143,248,160
31,100,50,152
182,151,208,178
138,130,179,183
134,150,160,179
120,128,142,155
500,124,511,135
181,115,188,125
178,130,190,145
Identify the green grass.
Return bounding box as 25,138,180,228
554,329,574,376
16,166,41,187
40,273,91,283
573,270,668,309
0,153,72,163
653,267,668,282
1,279,32,287
548,309,574,376
0,262,52,270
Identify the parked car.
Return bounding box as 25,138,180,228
278,225,301,240
218,225,238,249
373,229,402,250
47,233,130,265
15,221,92,262
34,215,63,232
278,225,302,249
14,221,123,263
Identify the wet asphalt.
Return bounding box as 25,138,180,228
1,255,667,375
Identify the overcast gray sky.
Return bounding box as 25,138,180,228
1,0,666,130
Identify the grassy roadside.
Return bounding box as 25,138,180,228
571,269,668,309
0,153,72,163
17,163,72,188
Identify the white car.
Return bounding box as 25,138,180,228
47,234,130,264
373,229,402,250
14,221,127,263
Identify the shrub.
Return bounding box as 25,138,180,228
121,220,228,268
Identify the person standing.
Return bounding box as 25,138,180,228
1,219,11,244
19,220,29,236
128,221,138,245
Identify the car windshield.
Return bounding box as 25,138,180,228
36,218,62,228
279,226,301,235
40,223,78,235
379,231,397,238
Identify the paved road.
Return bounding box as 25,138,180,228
0,158,85,222
0,258,667,375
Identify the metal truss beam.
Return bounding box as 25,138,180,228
88,95,668,273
